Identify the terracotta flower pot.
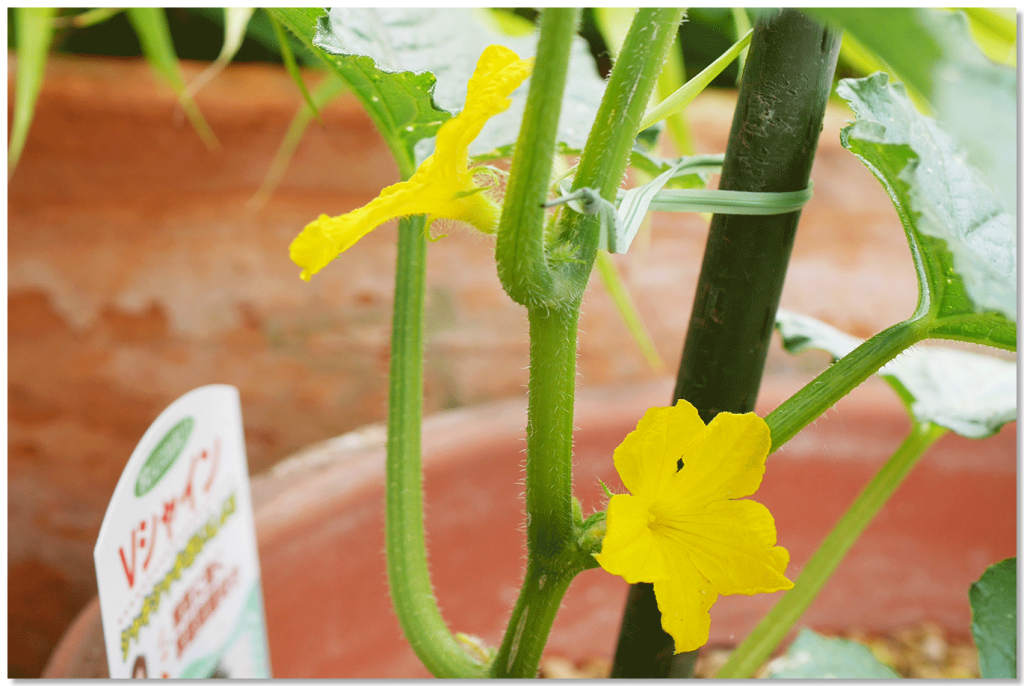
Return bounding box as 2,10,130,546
11,53,939,675
43,379,1016,678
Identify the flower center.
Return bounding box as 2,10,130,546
647,504,670,532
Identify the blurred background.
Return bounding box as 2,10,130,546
7,8,1014,677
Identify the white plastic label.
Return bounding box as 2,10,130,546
94,385,271,678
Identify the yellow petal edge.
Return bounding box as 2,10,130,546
594,399,794,653
289,44,533,281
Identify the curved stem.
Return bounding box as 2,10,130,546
715,421,948,678
765,317,926,454
385,215,484,678
498,7,685,310
496,7,579,308
554,7,685,296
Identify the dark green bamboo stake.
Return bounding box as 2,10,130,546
610,9,841,678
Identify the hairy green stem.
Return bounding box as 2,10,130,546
490,564,576,678
557,8,685,289
489,8,685,676
716,421,948,678
496,7,579,308
765,317,926,454
525,304,581,557
385,215,484,678
498,8,685,310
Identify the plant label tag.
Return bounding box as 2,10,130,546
93,385,271,678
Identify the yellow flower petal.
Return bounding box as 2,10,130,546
672,410,771,507
592,494,668,583
613,402,705,501
596,398,792,654
654,550,718,653
657,499,794,596
289,44,533,281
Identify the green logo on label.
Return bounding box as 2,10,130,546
135,416,194,496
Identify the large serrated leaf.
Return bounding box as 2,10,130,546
269,8,449,171
775,310,1016,438
765,629,899,678
315,8,606,156
970,557,1017,678
808,8,1016,216
836,73,1016,349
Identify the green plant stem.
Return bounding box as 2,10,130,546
489,300,583,678
611,10,841,677
715,421,948,678
497,8,684,310
561,8,685,274
525,304,581,557
765,317,926,453
384,215,484,678
496,7,579,309
490,563,576,678
489,8,685,677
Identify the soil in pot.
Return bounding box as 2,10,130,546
540,621,982,678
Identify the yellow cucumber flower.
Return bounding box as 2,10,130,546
594,399,794,653
290,44,534,281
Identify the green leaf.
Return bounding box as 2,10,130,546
961,8,1017,66
775,310,1016,438
125,7,219,150
765,629,899,679
268,7,448,173
313,8,606,156
9,7,56,180
267,9,321,122
970,557,1017,678
637,27,752,132
836,72,1016,350
809,8,1016,217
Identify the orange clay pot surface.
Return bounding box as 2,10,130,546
43,379,1016,678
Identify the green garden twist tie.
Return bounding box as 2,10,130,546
545,154,814,254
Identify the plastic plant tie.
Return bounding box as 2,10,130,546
545,155,814,254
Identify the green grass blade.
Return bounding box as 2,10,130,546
125,7,219,150
267,9,322,122
595,251,665,371
182,7,254,101
730,8,752,82
53,8,123,29
638,27,752,132
247,72,348,212
9,7,56,180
